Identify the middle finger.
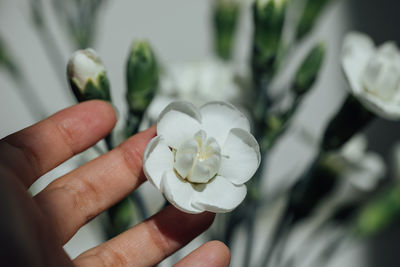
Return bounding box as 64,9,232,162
35,126,156,244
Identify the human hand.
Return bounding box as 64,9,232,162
0,100,230,267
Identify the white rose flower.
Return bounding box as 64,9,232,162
143,101,260,213
342,32,400,119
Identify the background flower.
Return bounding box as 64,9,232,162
342,32,400,119
143,101,260,213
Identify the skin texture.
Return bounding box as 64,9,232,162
0,100,230,267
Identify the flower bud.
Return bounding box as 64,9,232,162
213,0,240,60
252,0,288,81
296,0,332,40
67,48,111,102
126,41,158,115
293,42,325,96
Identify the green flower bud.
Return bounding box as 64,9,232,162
355,186,400,237
67,48,111,102
126,41,158,115
252,0,288,81
293,42,326,96
296,0,332,40
213,0,240,61
321,96,374,152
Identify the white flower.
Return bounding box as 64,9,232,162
339,134,385,192
342,32,400,119
67,48,106,93
160,59,245,106
143,101,260,213
139,58,249,130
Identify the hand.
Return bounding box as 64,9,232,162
0,101,230,267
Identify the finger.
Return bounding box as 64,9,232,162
34,126,156,244
73,205,215,267
174,241,230,267
0,100,116,188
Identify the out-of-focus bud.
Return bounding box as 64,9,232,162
293,42,325,96
321,96,374,152
67,48,111,102
213,0,240,60
355,186,400,237
252,0,288,82
126,41,158,113
125,41,158,135
296,0,332,40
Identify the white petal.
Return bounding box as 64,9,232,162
143,136,174,189
157,101,202,149
219,128,261,185
192,176,247,213
161,170,203,214
174,139,199,179
200,101,251,145
342,32,375,96
348,153,385,191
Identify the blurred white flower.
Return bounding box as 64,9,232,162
143,101,260,213
338,134,385,192
342,32,400,119
140,58,248,130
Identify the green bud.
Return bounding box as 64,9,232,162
67,48,111,102
293,42,325,96
296,0,332,40
213,0,240,61
252,0,288,81
355,186,400,237
321,95,374,152
126,41,158,115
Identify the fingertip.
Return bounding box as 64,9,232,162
174,240,230,267
84,100,117,128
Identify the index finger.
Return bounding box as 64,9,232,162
0,100,116,188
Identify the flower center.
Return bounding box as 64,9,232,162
174,130,221,184
362,43,400,100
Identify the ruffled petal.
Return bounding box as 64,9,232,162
342,32,375,96
200,101,250,146
219,128,261,185
160,170,203,214
192,176,247,213
157,101,202,149
143,136,174,189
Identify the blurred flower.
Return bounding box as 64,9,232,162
67,48,111,102
140,59,247,128
342,32,400,120
143,101,260,213
333,134,386,201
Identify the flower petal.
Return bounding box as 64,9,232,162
143,136,174,189
342,32,375,96
219,128,261,185
192,176,247,213
160,170,203,214
200,101,250,146
157,101,202,149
